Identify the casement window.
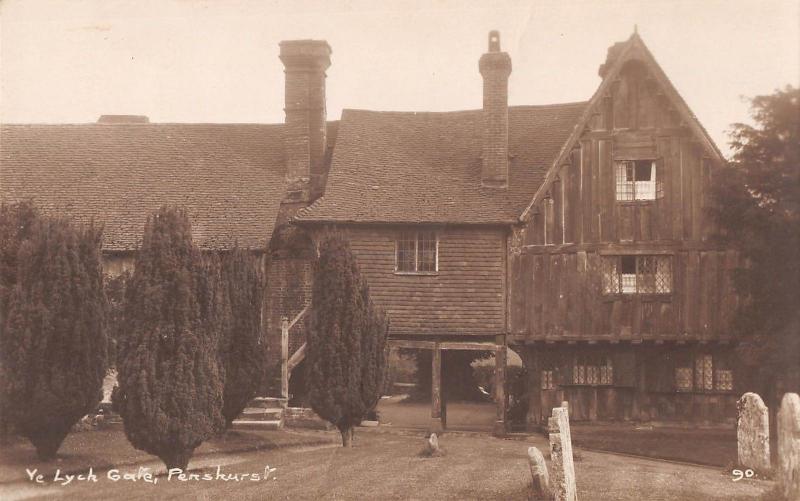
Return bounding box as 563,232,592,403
675,354,733,392
395,230,437,273
615,160,663,201
541,370,555,390
602,255,672,294
572,355,613,386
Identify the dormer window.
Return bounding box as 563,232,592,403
615,160,663,201
396,230,438,273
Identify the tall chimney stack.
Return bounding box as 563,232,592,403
279,40,332,202
478,31,512,188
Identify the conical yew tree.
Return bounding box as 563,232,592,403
0,204,107,460
307,234,389,446
114,206,224,471
218,247,266,428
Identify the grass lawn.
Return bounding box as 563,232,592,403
1,428,772,500
379,396,744,468
0,424,337,484
569,424,738,467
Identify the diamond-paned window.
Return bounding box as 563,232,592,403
602,255,672,294
716,369,733,391
675,367,693,391
573,356,613,386
677,355,733,393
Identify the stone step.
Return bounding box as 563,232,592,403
232,420,283,430
240,407,284,420
249,397,288,409
284,407,333,431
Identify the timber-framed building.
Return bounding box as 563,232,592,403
1,30,739,433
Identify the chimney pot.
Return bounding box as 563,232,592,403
488,30,501,52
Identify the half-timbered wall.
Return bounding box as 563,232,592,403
510,57,737,425
341,225,508,337
511,58,733,342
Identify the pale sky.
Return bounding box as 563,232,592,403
1,0,798,157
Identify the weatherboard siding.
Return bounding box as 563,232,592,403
342,226,507,336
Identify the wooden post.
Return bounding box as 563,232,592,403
281,316,289,401
494,340,508,436
431,345,444,433
525,347,543,431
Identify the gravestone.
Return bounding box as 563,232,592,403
528,446,550,500
548,406,577,501
737,392,770,472
777,392,800,500
428,433,440,453
422,432,444,457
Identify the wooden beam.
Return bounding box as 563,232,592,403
287,342,306,371
388,339,436,350
280,317,289,400
493,345,507,436
431,346,444,433
438,341,498,351
288,303,311,330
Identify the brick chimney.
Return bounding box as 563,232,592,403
279,40,332,202
478,30,512,188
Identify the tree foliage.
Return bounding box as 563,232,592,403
104,270,130,368
306,234,389,446
218,247,266,428
0,204,107,459
710,85,800,380
114,206,224,470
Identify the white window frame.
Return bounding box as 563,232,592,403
394,230,439,274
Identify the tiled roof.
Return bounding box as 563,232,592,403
296,102,587,225
0,123,290,251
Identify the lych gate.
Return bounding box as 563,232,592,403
388,337,508,436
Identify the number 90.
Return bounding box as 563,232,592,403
732,469,754,481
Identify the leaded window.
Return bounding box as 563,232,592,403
615,160,663,201
395,231,437,273
602,255,672,294
573,355,613,386
541,370,555,390
675,355,732,392
675,367,693,392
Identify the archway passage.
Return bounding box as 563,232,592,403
387,338,509,436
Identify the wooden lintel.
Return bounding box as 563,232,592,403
388,339,437,350
567,340,577,345
587,340,598,345
631,339,643,345
438,341,498,351
654,339,664,345
609,339,620,344
676,339,687,345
